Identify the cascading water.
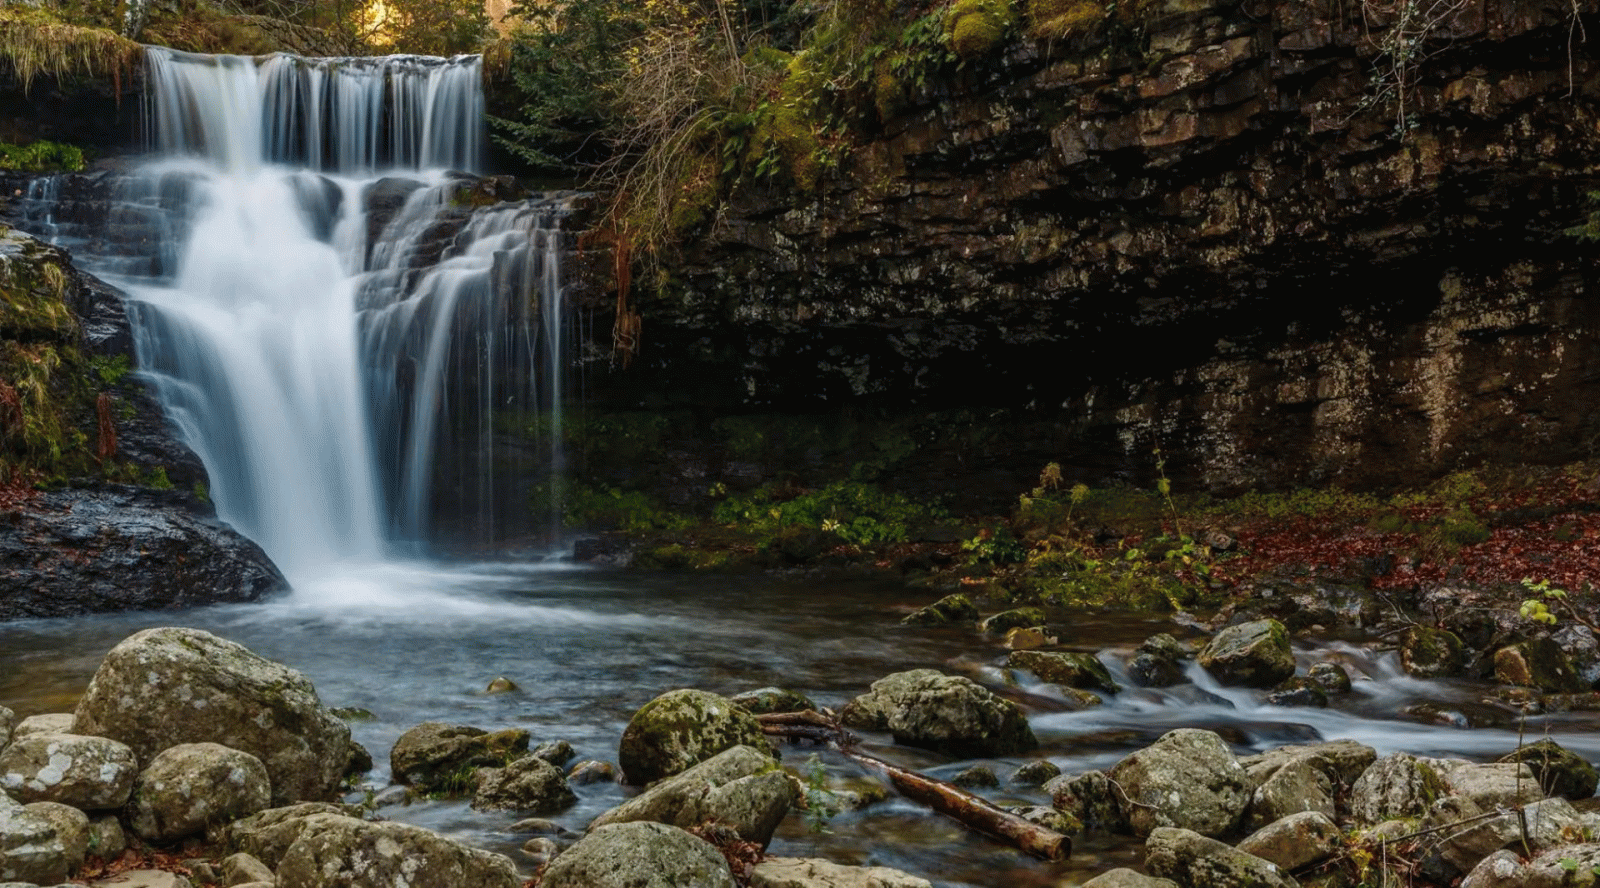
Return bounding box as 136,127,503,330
20,47,574,583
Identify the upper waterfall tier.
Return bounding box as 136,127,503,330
143,47,484,174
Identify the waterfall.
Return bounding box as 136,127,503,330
20,47,573,582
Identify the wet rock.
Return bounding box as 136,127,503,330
1081,869,1180,888
1552,624,1600,688
840,669,1036,758
1494,638,1586,692
522,835,560,864
1128,634,1188,688
588,745,795,847
1497,738,1599,800
1461,842,1600,888
1007,805,1082,834
1265,678,1327,708
1198,620,1295,688
21,803,85,877
1306,663,1352,693
73,627,350,805
389,723,529,792
1399,626,1466,678
275,814,520,888
1350,753,1447,826
344,739,373,778
87,871,194,888
219,851,274,885
509,817,575,837
730,687,816,715
1237,810,1341,871
952,765,999,788
533,740,576,767
619,689,771,786
568,760,618,784
751,856,933,888
901,593,979,627
1108,729,1249,838
1436,796,1586,874
484,676,518,694
1048,769,1128,833
540,822,736,888
1429,759,1542,810
127,742,271,842
980,608,1047,633
13,716,73,738
1057,688,1105,709
1007,651,1120,693
0,792,66,884
1245,758,1334,832
1144,827,1297,888
0,733,137,809
1012,760,1061,786
1005,627,1053,650
471,755,577,814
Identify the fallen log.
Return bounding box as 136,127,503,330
758,711,1071,861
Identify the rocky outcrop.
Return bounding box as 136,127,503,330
389,722,530,792
470,754,577,814
1198,620,1296,688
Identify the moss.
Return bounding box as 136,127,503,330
0,5,141,92
944,0,1018,59
1027,0,1109,38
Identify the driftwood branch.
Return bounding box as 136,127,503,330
758,711,1071,861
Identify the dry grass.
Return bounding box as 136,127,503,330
0,7,141,93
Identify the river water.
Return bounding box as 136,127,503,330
4,564,1598,887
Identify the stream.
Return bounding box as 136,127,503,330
5,563,1598,887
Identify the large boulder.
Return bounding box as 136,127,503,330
1429,759,1543,810
22,802,87,877
1493,638,1586,692
72,628,350,805
389,722,530,792
539,822,737,888
1145,826,1299,888
1436,797,1587,874
1108,729,1249,838
471,755,577,814
214,803,350,868
1461,842,1600,888
0,733,137,809
619,690,771,785
1350,753,1447,826
1244,758,1334,832
589,745,796,847
751,857,933,888
1082,870,1180,888
1497,739,1599,800
839,670,1036,758
1197,620,1296,688
127,743,272,842
1236,811,1341,871
1239,740,1377,791
0,793,66,885
274,814,520,888
1398,626,1466,678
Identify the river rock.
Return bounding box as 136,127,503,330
839,669,1036,757
1127,634,1188,688
215,803,350,868
1145,826,1298,888
1081,869,1180,888
219,851,274,885
1197,620,1296,688
389,722,530,792
981,607,1047,633
1236,810,1341,871
127,742,272,841
72,627,350,805
589,744,795,847
1497,738,1599,799
13,716,74,739
0,707,11,750
1108,729,1249,838
0,793,66,885
86,871,194,888
1462,842,1600,888
1399,626,1466,678
1006,651,1120,693
1265,678,1327,708
619,690,770,785
532,740,576,767
1350,753,1446,826
539,822,737,888
20,803,85,877
1429,759,1543,810
1244,758,1334,831
1552,624,1600,687
730,687,816,715
1012,760,1061,786
901,593,978,627
0,733,137,809
1047,769,1127,832
470,755,577,814
568,760,618,784
1436,796,1586,874
1239,740,1377,790
1306,662,1352,693
1494,638,1586,692
751,856,933,888
274,814,520,888
87,815,125,860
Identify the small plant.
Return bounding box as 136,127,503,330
1520,577,1567,626
962,524,1027,565
799,754,841,833
1152,446,1184,537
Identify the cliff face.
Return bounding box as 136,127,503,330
616,0,1600,494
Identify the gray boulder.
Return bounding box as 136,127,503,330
1236,811,1341,871
0,706,12,750
1108,729,1249,838
1244,758,1334,832
73,628,351,805
87,815,125,861
1429,759,1543,810
127,743,272,842
1462,842,1600,888
1006,651,1120,693
275,814,520,888
1436,796,1587,874
0,793,66,885
840,670,1036,758
539,822,737,888
471,755,577,814
1350,753,1447,826
1239,740,1376,791
619,690,770,785
214,803,350,868
1496,739,1598,800
1047,769,1127,833
1398,626,1466,678
901,593,978,627
1198,620,1296,688
12,715,73,739
751,856,933,888
219,852,274,885
0,733,137,809
1128,634,1188,688
730,688,816,715
20,803,85,877
389,722,529,792
1082,869,1180,888
1145,826,1299,888
589,745,796,847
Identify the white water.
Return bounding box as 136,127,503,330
69,47,572,582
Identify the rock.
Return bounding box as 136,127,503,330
730,687,816,715
1245,758,1334,831
1265,678,1327,708
751,856,933,888
1128,634,1188,688
219,851,274,885
1145,826,1298,888
1108,729,1249,838
471,755,577,814
0,792,66,885
344,740,372,778
21,803,85,877
484,676,518,694
980,607,1047,633
215,803,350,868
1012,760,1061,786
1350,753,1447,826
0,733,137,809
1006,805,1082,834
73,628,350,805
1006,650,1121,693
901,593,978,627
0,708,11,750
1460,849,1527,888
127,742,272,842
1497,738,1599,800
568,760,617,784
1436,796,1586,874
532,740,576,767
522,835,560,864
1004,627,1054,650
1236,811,1341,871
1429,759,1543,810
87,815,125,861
274,814,520,888
1553,624,1600,687
618,690,770,785
1494,638,1586,692
86,871,194,888
1081,869,1180,888
13,716,74,738
539,822,736,888
1306,663,1352,693
952,765,999,788
1399,626,1466,678
839,669,1036,757
1239,741,1376,790
509,817,574,836
1198,620,1296,688
389,723,529,792
1048,769,1127,832
588,745,796,847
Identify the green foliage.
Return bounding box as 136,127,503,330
944,0,1016,58
145,466,173,490
713,480,941,546
0,5,142,92
1520,577,1567,625
89,353,130,385
0,140,86,173
556,482,691,532
1567,191,1600,241
962,524,1026,564
192,480,209,503
377,0,490,56
799,754,841,833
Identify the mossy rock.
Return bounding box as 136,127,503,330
617,689,771,786
1006,650,1120,693
980,607,1047,633
1493,638,1586,693
1497,739,1599,800
902,592,979,626
945,0,1018,58
728,687,815,715
1197,619,1295,688
1399,626,1465,679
